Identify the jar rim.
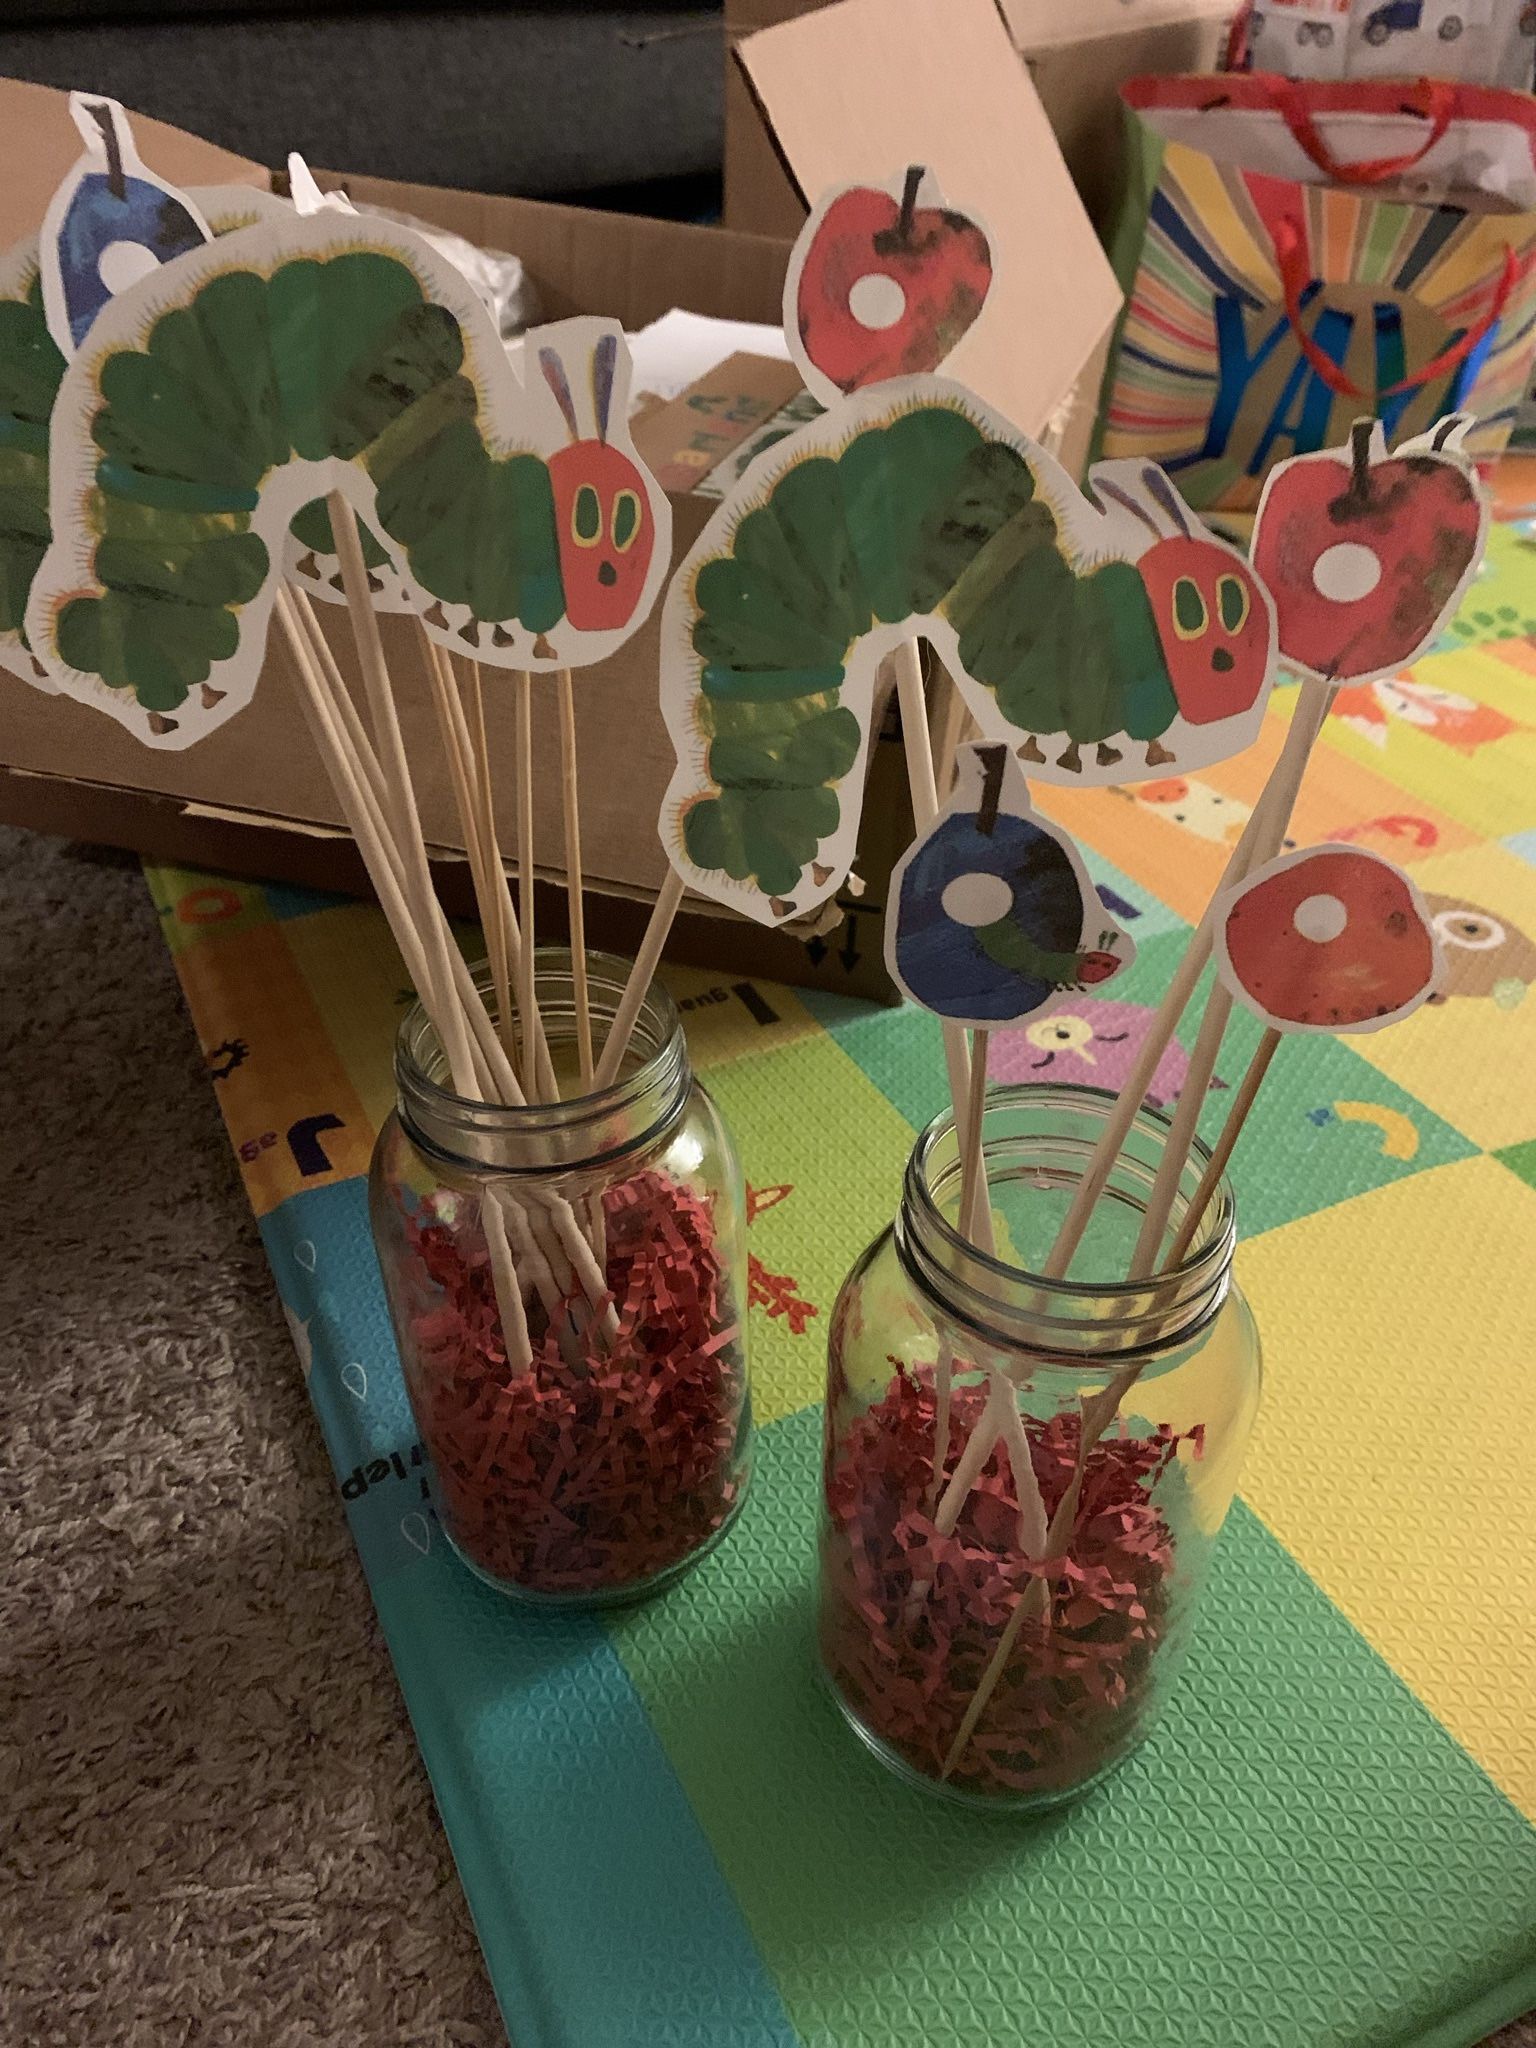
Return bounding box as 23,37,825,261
898,1082,1237,1363
395,948,689,1172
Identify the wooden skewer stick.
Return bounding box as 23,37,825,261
941,676,1339,1779
515,669,542,1098
595,869,685,1089
557,668,595,1091
325,493,479,1093
1126,981,1235,1281
1162,1027,1280,1272
275,588,534,1371
291,596,522,1107
290,598,613,1353
1039,673,1336,1284
454,658,558,1101
957,1030,991,1244
418,631,516,1063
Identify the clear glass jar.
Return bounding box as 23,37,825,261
370,950,751,1606
819,1083,1260,1810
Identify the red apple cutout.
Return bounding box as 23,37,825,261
1215,843,1442,1035
1250,416,1488,687
785,165,993,405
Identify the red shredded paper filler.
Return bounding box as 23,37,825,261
820,1366,1203,1799
402,1170,745,1596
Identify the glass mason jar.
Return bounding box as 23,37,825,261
370,949,751,1606
819,1083,1260,1811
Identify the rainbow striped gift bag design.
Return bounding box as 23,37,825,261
1098,74,1536,514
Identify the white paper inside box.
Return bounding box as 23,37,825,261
0,79,910,999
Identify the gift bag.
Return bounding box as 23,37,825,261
1098,74,1536,512
1230,0,1536,91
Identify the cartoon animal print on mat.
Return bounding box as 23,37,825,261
988,998,1225,1110
746,1182,818,1335
1121,775,1251,845
1421,894,1536,1009
1334,677,1530,755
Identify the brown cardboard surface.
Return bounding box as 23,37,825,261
724,0,1238,238
733,0,1122,437
996,0,1234,50
0,78,916,994
631,351,804,493
0,75,267,249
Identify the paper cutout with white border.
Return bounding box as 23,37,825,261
1250,416,1490,688
1214,841,1444,1035
885,740,1134,1029
657,376,1278,926
783,165,994,409
27,206,670,747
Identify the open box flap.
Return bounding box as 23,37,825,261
0,75,268,250
736,0,1123,436
996,0,1237,52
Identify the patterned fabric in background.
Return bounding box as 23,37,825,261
1099,74,1536,512
144,466,1536,2048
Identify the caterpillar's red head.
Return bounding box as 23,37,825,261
540,337,656,632
1097,463,1271,728
1140,538,1269,726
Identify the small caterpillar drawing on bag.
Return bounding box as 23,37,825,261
662,383,1274,917
26,207,668,746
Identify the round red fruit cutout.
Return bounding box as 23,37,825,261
1250,417,1487,687
785,164,993,406
1214,843,1442,1035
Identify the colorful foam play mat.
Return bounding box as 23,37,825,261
147,505,1536,2047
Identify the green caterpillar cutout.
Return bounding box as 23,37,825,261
27,209,668,746
659,381,1276,924
0,188,284,691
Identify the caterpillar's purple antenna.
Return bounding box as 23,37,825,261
1140,465,1192,537
1092,476,1162,541
591,332,618,444
539,347,580,442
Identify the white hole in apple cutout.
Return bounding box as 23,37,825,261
941,871,1014,927
97,240,161,296
847,272,907,331
1311,541,1382,604
1293,893,1349,943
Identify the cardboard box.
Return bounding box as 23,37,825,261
726,0,1239,237
727,0,1122,446
0,77,926,996
0,45,1120,1001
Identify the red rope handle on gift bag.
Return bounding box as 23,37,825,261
1271,76,1456,185
1273,216,1520,399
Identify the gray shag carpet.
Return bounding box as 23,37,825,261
1,823,1531,2048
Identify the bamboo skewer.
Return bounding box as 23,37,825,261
1039,673,1337,1284
289,595,523,1107
285,595,615,1363
1126,982,1235,1280
514,670,542,1098
325,493,479,1093
957,1030,991,1244
275,587,534,1371
454,658,558,1101
418,631,516,1071
939,675,1340,1779
595,869,685,1089
557,668,595,1090
1162,1028,1280,1271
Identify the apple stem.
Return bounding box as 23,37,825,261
898,164,925,244
1348,419,1373,501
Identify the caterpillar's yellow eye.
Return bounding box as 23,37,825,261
612,489,641,552
1217,573,1250,634
571,485,602,548
1172,576,1208,640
